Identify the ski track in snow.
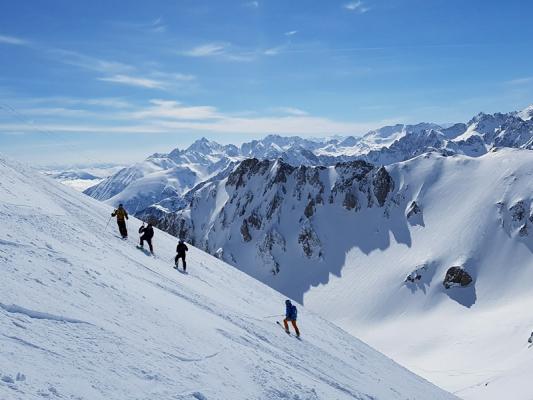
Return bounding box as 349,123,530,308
0,156,456,400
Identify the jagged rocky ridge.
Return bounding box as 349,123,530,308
139,157,402,294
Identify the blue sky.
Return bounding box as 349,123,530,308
0,0,532,165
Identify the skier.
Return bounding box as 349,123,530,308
283,299,300,337
111,204,128,239
138,222,154,254
174,239,189,271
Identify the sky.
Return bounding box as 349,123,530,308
0,0,532,166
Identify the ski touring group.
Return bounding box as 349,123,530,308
109,204,188,272
109,204,301,337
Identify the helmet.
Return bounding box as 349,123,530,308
118,203,123,208
285,299,291,305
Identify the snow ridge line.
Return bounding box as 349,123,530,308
0,303,90,324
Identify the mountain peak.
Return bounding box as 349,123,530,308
186,137,221,153
518,104,533,121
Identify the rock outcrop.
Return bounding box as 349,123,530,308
443,267,473,289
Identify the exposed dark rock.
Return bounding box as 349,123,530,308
227,158,259,188
304,199,315,218
373,166,394,207
273,160,295,184
247,211,262,230
240,219,251,242
510,200,526,222
406,201,422,219
519,223,528,237
298,224,321,259
443,266,473,289
266,193,282,219
343,192,358,211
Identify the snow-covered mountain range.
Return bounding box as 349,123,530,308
84,105,533,215
0,155,456,400
155,146,533,399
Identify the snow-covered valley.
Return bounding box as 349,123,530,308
0,156,456,399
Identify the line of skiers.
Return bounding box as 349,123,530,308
111,203,300,336
111,204,188,271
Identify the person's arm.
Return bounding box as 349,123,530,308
125,211,129,220
184,244,189,251
111,211,116,217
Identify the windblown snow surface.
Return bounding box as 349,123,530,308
0,157,456,400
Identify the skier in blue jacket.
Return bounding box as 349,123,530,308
283,300,300,337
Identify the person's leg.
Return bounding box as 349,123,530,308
139,236,144,247
174,255,179,266
118,221,127,238
147,238,153,253
183,255,186,271
283,319,289,332
291,320,300,337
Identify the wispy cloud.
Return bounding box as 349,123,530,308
285,30,298,36
50,49,134,74
0,34,29,46
149,17,167,33
343,1,370,13
98,74,166,89
131,99,220,120
505,77,533,86
263,46,285,56
180,42,255,62
244,1,259,8
1,97,403,138
182,43,227,57
274,107,309,116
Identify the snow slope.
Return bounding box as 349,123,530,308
302,149,533,399
0,157,455,400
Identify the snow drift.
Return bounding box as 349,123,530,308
0,156,455,399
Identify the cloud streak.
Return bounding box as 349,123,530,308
182,43,227,57
98,74,166,89
180,42,255,62
343,1,370,13
0,34,28,45
0,98,402,137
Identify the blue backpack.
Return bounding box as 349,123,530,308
288,304,297,320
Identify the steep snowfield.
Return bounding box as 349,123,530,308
300,149,533,399
0,157,455,400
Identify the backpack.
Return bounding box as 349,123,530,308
290,304,297,320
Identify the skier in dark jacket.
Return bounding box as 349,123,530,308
111,204,128,239
283,300,300,337
138,223,154,254
175,239,189,271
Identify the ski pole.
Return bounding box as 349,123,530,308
263,314,285,318
104,215,112,232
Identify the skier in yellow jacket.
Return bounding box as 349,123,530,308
111,204,129,239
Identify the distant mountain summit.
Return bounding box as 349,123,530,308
84,105,533,215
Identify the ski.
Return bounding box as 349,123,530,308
173,265,188,274
136,246,155,257
276,321,301,339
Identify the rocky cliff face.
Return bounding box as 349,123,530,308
148,157,399,282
